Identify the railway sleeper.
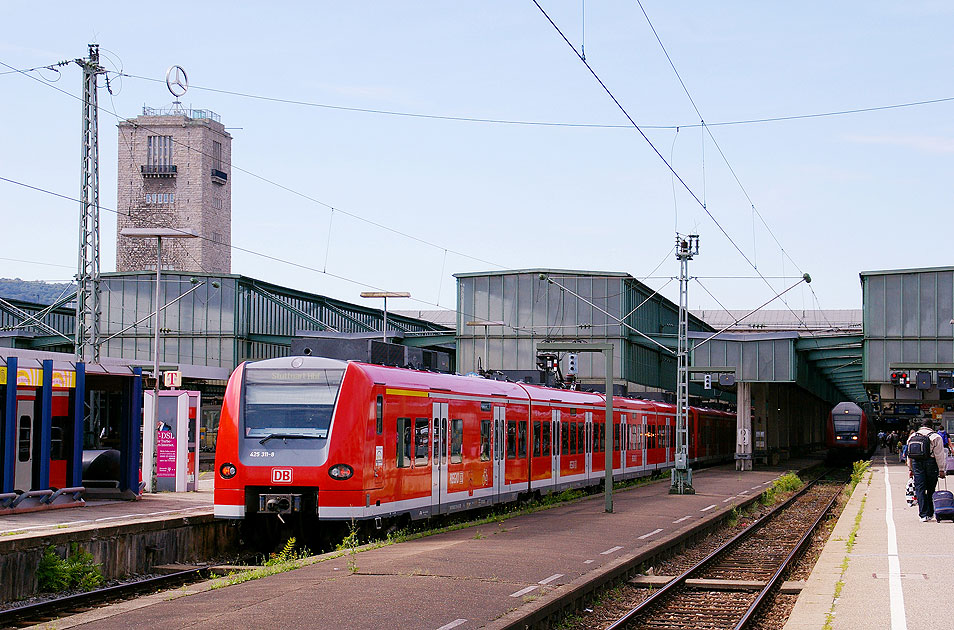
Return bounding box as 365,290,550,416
629,575,806,594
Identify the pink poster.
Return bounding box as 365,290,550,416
156,431,176,478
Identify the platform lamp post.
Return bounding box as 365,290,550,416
465,320,505,374
120,228,197,491
360,291,411,342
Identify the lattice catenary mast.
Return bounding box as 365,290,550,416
670,233,698,495
74,44,105,363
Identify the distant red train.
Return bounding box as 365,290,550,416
213,356,735,539
825,402,876,458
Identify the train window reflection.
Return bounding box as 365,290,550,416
396,417,411,468
243,368,343,439
541,421,551,457
480,420,491,461
517,420,527,458
506,420,516,459
450,418,463,464
414,418,429,465
18,416,31,461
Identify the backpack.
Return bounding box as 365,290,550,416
907,432,934,461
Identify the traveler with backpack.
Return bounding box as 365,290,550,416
907,418,947,522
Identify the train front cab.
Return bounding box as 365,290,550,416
828,402,865,450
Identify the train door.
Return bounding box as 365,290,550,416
14,392,36,491
584,411,594,479
492,405,506,500
613,413,629,472
373,395,385,490
430,402,448,513
640,414,648,470
551,409,560,486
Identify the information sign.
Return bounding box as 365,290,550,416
156,431,177,477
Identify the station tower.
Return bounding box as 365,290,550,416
116,106,232,273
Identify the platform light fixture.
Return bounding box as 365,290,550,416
120,227,197,492
360,291,411,343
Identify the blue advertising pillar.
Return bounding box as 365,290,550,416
69,363,86,487
37,360,53,490
119,367,143,496
1,357,17,493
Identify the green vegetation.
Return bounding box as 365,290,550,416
37,544,103,593
0,278,74,305
212,537,311,589
848,460,871,496
336,523,360,574
760,472,803,505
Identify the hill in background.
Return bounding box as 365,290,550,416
0,278,75,305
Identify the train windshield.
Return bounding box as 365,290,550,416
834,414,861,433
243,368,345,440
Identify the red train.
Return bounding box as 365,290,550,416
825,401,876,458
213,356,735,539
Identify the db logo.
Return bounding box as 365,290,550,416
271,468,293,484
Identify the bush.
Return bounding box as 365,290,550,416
37,544,103,593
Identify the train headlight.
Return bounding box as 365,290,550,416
328,464,354,480
219,463,237,479
851,436,858,441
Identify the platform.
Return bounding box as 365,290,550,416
17,459,819,630
785,449,953,630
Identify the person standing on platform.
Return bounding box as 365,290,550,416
907,418,947,522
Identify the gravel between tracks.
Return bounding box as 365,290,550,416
558,483,846,630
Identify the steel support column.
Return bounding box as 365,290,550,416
1,357,17,493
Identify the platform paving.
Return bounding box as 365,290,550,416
785,449,954,630
17,460,817,630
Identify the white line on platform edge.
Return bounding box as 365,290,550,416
723,497,733,502
638,528,663,540
700,504,716,512
539,574,563,585
435,619,468,630
510,585,539,598
584,559,594,564
600,546,624,555
673,516,692,523
884,456,907,630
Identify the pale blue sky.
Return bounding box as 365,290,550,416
1,2,952,316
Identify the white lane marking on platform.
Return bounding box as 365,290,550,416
884,457,907,630
638,528,663,540
673,516,692,523
700,504,716,512
723,497,734,502
94,516,127,522
751,486,762,490
436,619,468,630
600,546,624,555
539,574,563,585
510,585,539,598
584,560,594,564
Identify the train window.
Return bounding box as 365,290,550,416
506,420,517,459
450,419,463,464
414,418,429,466
613,423,619,452
532,421,541,457
243,367,344,440
396,418,411,468
480,420,491,461
376,396,383,435
568,421,576,455
600,423,606,453
18,416,31,461
517,421,527,458
576,422,585,455
541,421,551,457
562,421,570,455
50,419,66,461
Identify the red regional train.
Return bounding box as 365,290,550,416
213,356,735,541
825,401,876,459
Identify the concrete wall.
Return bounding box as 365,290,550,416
0,515,238,602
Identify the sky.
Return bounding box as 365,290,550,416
1,2,952,318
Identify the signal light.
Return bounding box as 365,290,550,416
891,372,900,385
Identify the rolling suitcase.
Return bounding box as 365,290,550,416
933,478,954,522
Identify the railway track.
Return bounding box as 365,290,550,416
0,567,207,629
606,476,841,630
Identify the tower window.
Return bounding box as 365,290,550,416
146,135,174,167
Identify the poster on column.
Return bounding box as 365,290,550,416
156,431,176,478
